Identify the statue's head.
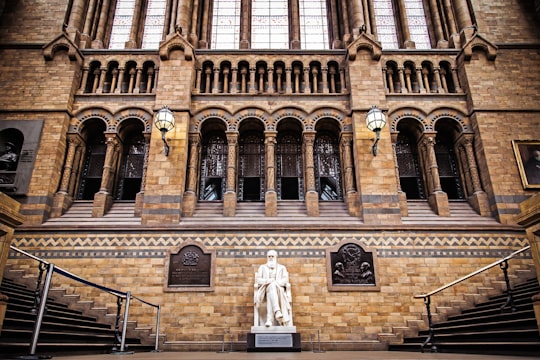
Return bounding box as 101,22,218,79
266,250,278,268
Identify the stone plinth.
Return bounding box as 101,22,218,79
247,327,300,352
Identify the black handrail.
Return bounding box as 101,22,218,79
8,245,162,358
413,245,531,353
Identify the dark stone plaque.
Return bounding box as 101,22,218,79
326,239,380,291
164,241,215,292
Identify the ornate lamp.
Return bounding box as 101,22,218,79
154,106,175,156
366,106,387,156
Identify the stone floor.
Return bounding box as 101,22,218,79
49,351,540,360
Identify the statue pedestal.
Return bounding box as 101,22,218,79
247,328,301,352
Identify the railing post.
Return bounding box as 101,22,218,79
420,295,437,353
31,262,47,315
500,260,516,312
152,304,162,352
22,263,55,360
112,291,134,355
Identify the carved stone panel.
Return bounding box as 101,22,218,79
326,239,380,291
164,241,215,292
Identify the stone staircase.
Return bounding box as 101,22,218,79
389,276,540,356
402,200,500,226
42,201,141,227
179,200,361,229
0,266,155,358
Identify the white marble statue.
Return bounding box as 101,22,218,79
253,250,293,328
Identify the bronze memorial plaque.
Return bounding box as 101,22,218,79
165,241,215,292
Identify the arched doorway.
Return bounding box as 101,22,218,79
115,120,146,200
276,120,303,200
238,119,265,201
77,120,106,200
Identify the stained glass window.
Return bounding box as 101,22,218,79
404,0,431,49
109,0,135,49
211,0,241,49
299,0,329,49
141,0,166,49
252,0,289,49
373,0,399,49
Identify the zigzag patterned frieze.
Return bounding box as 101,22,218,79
13,232,528,249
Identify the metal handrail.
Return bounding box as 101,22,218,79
415,245,531,299
413,245,531,353
8,245,162,358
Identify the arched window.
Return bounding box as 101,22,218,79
238,130,265,201
395,130,425,199
78,121,106,200
115,122,146,200
199,133,227,201
277,123,303,200
314,132,342,200
435,125,465,199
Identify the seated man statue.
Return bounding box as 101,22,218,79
254,250,293,327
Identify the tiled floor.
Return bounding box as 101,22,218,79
49,351,540,360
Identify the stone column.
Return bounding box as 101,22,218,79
115,68,125,93
427,0,446,47
340,0,352,43
91,0,112,48
340,133,359,216
451,67,462,93
398,67,407,93
303,67,311,94
212,67,220,93
223,132,238,217
416,67,426,93
303,131,319,216
239,0,251,49
125,0,144,48
454,0,474,39
265,131,277,216
285,67,292,94
182,133,201,217
189,0,200,46
349,0,365,38
433,67,444,93
222,66,230,93
134,133,151,217
421,132,449,216
396,0,414,48
65,0,86,43
79,0,98,48
0,193,25,333
322,67,329,94
52,135,82,217
267,67,274,94
290,0,301,49
391,132,408,216
134,67,143,94
458,134,490,216
93,134,119,217
514,194,540,335
231,67,238,94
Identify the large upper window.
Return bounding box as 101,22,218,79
299,0,329,49
211,0,241,49
373,0,431,49
252,0,289,49
109,0,166,49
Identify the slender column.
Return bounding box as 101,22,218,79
204,66,212,93
249,68,257,94
231,67,238,94
152,68,159,92
134,68,143,94
58,137,81,194
461,136,482,193
439,68,449,93
265,131,278,216
303,131,318,216
194,68,201,93
451,67,462,93
99,135,119,194
258,66,265,93
198,0,210,47
222,67,230,93
139,133,151,193
115,68,125,93
126,0,144,48
303,67,311,94
329,66,336,93
422,134,442,193
290,0,301,48
293,66,300,93
127,68,136,93
404,68,413,93
92,68,101,93
97,67,107,94
386,68,395,93
339,68,347,93
398,67,407,93
267,67,274,94
416,67,426,93
363,0,373,34
145,67,154,94
453,0,473,32
422,67,431,93
396,0,413,48
285,67,292,94
177,0,192,38
443,0,458,35
275,67,283,93
382,67,389,93
433,67,445,93
240,66,248,93
92,0,112,48
321,67,329,94
80,68,89,92
189,0,200,46
65,0,86,41
340,0,351,43
311,67,319,93
350,0,365,38
111,69,119,93
340,134,355,194
186,134,201,193
223,132,239,217
168,0,178,34
212,67,220,93
428,0,445,46
80,0,98,47
239,0,251,49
